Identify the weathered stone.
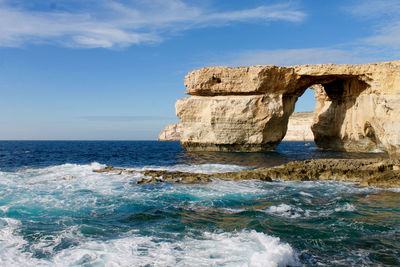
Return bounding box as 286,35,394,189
176,61,400,155
176,94,296,151
159,112,314,142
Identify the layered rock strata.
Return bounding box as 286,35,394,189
176,61,400,155
158,112,314,142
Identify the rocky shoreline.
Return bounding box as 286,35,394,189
93,158,400,188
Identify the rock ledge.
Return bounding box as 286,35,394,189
93,158,400,188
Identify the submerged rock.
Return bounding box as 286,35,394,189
93,158,400,188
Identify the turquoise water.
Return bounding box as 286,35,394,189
0,141,398,266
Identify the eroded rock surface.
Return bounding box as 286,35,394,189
93,158,400,188
158,112,314,142
175,61,400,155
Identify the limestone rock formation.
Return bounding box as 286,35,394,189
159,111,314,142
282,112,314,141
174,61,400,155
158,123,182,141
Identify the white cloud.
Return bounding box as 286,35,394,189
364,22,400,48
198,1,400,68
0,0,306,48
346,0,400,19
346,0,400,50
219,48,379,67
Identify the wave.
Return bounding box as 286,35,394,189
0,217,298,267
138,163,248,174
262,201,357,219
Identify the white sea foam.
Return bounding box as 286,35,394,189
53,230,299,267
263,204,303,219
386,187,400,192
0,217,299,267
335,203,356,212
299,191,313,198
218,207,247,214
0,163,390,266
0,163,259,218
263,201,356,219
139,163,248,174
278,180,380,194
0,218,48,266
267,204,292,214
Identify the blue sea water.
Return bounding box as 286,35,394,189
0,141,399,266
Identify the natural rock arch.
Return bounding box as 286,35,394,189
172,61,400,155
286,75,370,151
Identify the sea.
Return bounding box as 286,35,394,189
0,141,399,266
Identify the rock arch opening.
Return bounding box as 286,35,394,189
287,75,371,150
282,88,315,142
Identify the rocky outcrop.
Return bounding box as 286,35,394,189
283,112,314,141
175,61,400,155
158,123,182,141
93,158,400,188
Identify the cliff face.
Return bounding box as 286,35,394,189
173,61,400,155
159,111,314,142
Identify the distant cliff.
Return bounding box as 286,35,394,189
282,112,314,141
158,123,182,141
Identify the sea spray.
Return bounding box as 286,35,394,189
0,141,399,266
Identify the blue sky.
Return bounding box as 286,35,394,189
0,0,399,140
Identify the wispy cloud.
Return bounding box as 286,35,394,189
215,47,384,67
346,0,400,49
365,22,400,48
219,0,400,67
0,0,306,48
224,48,366,66
346,0,400,19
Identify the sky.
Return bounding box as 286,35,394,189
0,0,399,140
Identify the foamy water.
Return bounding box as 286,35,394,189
0,218,298,266
0,141,398,266
0,163,300,266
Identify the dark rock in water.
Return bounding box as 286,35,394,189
137,169,273,184
139,170,212,184
93,158,400,188
93,166,115,172
246,158,400,188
